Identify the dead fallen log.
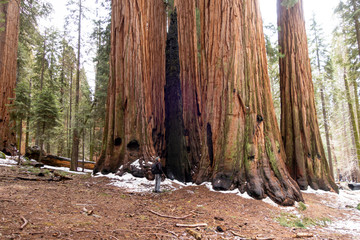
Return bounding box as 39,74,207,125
15,175,72,182
348,183,360,191
42,155,95,170
149,209,192,219
175,223,207,228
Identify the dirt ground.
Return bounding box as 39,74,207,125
0,165,357,240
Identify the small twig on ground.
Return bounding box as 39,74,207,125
149,209,192,219
145,233,174,239
230,230,249,239
71,228,99,233
110,236,120,240
29,232,45,235
75,203,97,206
20,216,28,230
175,223,207,228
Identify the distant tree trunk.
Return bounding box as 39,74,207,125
71,0,82,171
343,69,360,165
312,16,334,179
39,123,45,162
93,0,166,174
320,83,334,178
175,0,202,178
278,0,337,192
35,33,47,147
68,66,73,158
351,0,360,58
352,76,360,144
82,126,85,171
25,79,31,149
89,123,94,162
0,0,20,153
194,0,303,205
18,119,22,155
58,41,66,156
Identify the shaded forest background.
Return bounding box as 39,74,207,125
2,0,360,184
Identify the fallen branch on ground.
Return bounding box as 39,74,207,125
20,216,28,230
149,209,192,219
175,223,207,228
293,232,313,238
82,207,94,216
230,230,249,239
186,229,201,240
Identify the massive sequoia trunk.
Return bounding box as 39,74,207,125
93,0,166,174
0,0,20,154
174,0,203,177
194,0,303,205
278,0,338,192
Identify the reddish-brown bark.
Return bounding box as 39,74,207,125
174,0,202,176
0,0,20,154
194,0,303,205
278,0,338,192
93,0,166,174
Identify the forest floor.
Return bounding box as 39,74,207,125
1,157,360,240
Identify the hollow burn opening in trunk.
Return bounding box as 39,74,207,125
207,123,214,167
127,140,140,151
114,137,122,146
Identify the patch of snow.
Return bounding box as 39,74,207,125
300,187,360,238
0,164,15,167
95,172,198,193
263,197,279,207
130,159,140,168
202,182,253,199
95,173,193,193
325,213,360,237
0,156,18,165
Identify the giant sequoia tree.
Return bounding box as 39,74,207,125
277,0,338,192
95,0,305,205
93,0,166,174
194,0,303,205
0,0,20,153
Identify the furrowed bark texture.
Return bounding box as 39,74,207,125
93,0,166,174
195,0,303,205
278,0,338,192
175,0,202,177
0,0,20,153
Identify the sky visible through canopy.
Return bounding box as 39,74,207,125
43,0,341,91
